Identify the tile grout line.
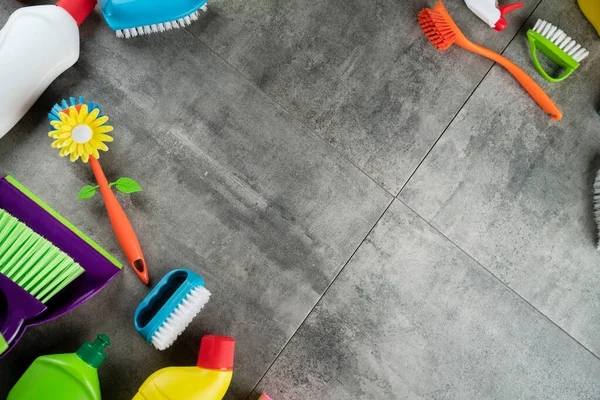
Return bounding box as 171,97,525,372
178,3,558,397
243,198,396,400
182,28,395,198
397,198,600,363
394,0,600,365
396,0,545,197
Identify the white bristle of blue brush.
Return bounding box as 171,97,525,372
532,19,589,63
150,285,211,350
116,6,208,39
594,170,600,250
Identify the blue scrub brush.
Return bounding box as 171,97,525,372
98,0,208,38
134,269,211,350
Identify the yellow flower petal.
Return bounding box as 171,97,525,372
59,147,70,157
51,138,70,148
93,125,114,135
89,116,109,128
79,104,88,122
58,111,71,124
91,147,100,159
69,152,79,162
68,107,79,123
85,108,100,125
68,141,77,154
94,133,114,143
90,139,109,152
81,152,89,163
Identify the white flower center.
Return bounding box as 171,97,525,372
72,124,93,144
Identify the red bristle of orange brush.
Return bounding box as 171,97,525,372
418,8,456,51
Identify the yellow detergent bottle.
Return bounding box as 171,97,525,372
133,335,235,400
578,0,600,36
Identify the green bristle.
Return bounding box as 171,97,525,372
0,209,84,303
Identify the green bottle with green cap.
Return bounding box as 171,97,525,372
8,334,110,400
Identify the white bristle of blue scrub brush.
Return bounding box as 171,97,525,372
151,285,211,350
115,6,208,39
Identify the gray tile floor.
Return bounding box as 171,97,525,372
0,0,599,398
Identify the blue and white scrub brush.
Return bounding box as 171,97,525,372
98,0,209,38
134,269,211,350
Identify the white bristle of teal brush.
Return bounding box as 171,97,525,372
151,285,211,350
115,6,208,39
0,209,84,303
532,20,589,63
594,170,600,250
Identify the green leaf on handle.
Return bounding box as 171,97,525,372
78,185,98,200
113,177,142,194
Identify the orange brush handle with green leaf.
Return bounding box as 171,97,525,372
418,1,562,121
48,97,150,284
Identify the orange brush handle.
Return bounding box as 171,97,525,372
458,40,562,121
429,0,562,121
89,157,149,284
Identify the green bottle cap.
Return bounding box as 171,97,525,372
76,334,111,368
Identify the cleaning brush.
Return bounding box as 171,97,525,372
98,0,208,38
528,20,589,82
418,0,562,120
0,208,84,354
0,209,84,303
134,269,211,350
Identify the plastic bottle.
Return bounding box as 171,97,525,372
578,0,600,36
0,0,96,139
8,334,111,400
133,335,235,400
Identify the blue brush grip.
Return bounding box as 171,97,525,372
134,268,205,343
98,0,208,30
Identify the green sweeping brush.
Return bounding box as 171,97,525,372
0,209,84,303
0,208,85,354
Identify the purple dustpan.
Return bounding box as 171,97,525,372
0,175,123,358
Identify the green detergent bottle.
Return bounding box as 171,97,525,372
8,334,111,400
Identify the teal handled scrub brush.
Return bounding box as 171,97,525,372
528,19,590,82
98,0,209,38
134,269,211,350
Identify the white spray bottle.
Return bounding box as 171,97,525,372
0,0,96,139
464,0,524,31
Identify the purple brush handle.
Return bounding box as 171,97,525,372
0,176,122,357
0,273,46,353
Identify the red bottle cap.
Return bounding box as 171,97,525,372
56,0,97,26
197,335,235,371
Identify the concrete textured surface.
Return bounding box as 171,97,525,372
1,0,599,398
400,0,600,357
251,201,600,399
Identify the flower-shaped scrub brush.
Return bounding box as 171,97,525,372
48,97,149,284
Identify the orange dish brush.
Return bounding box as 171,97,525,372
418,1,562,121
